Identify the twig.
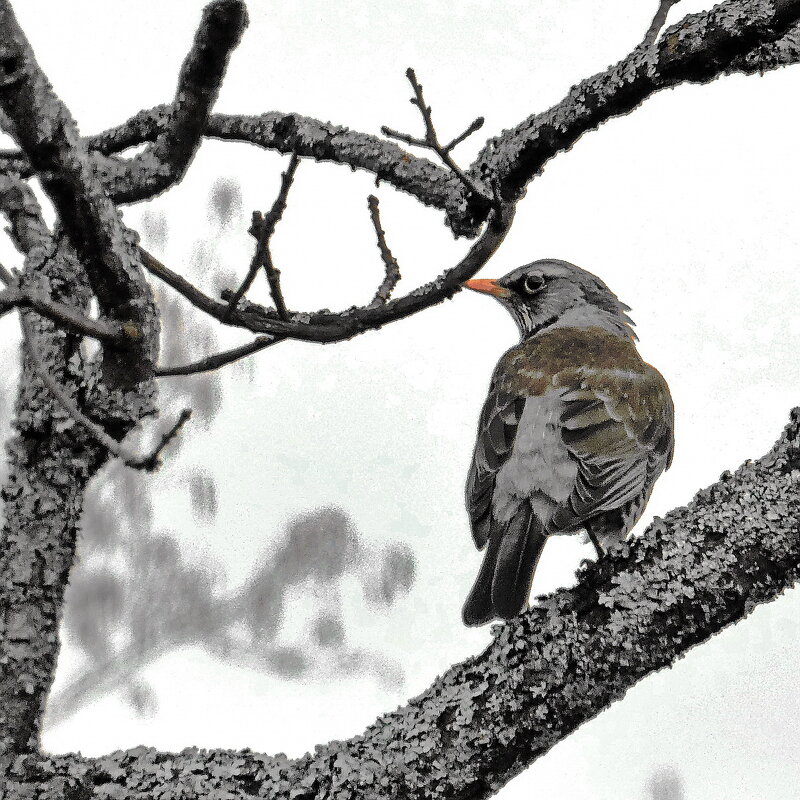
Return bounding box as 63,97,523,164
0,286,126,341
0,260,13,285
224,152,299,320
381,68,489,202
443,117,484,154
141,204,513,346
641,0,681,48
155,335,281,376
0,0,155,386
21,313,190,471
366,196,401,305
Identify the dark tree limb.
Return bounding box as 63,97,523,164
0,0,157,387
225,151,299,319
110,0,249,203
6,410,800,798
154,335,281,377
0,285,127,341
0,174,50,254
471,2,800,209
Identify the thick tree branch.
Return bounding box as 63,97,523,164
108,0,248,202
7,410,800,797
0,0,157,387
471,2,800,208
0,174,50,254
0,0,796,239
20,314,191,470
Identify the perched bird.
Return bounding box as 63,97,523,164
462,259,674,626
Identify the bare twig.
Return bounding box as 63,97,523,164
141,205,514,345
224,152,299,319
129,408,192,471
0,286,126,340
21,313,190,471
155,335,281,376
366,195,401,305
642,0,682,47
382,68,490,202
443,116,484,154
0,260,13,285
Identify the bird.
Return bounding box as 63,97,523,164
461,259,674,626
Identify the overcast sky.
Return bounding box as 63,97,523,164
2,1,800,798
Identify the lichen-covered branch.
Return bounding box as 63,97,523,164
105,0,248,203
0,0,157,387
5,410,799,797
471,1,800,208
2,0,798,239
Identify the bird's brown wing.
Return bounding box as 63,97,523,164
465,384,526,548
549,364,674,533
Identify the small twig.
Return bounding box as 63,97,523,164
0,261,13,285
366,196,401,305
442,117,484,154
224,152,299,319
381,68,489,203
155,335,281,377
641,0,681,47
0,285,126,341
130,408,192,471
21,313,190,471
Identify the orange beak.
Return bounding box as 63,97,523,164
464,278,511,298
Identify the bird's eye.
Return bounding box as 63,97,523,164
521,274,545,295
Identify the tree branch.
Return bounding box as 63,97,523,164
225,152,299,319
20,313,191,471
0,0,157,387
366,195,401,305
112,0,249,202
154,335,281,377
7,410,800,797
382,68,490,203
641,1,682,48
140,204,514,345
0,0,793,239
0,286,126,341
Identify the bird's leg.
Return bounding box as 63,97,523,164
586,529,605,559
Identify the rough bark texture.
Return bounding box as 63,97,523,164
3,411,799,798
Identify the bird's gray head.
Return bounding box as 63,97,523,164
464,259,635,340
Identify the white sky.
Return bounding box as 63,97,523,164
2,1,800,798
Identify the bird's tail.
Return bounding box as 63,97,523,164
462,505,547,626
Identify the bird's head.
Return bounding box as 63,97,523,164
464,259,636,340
